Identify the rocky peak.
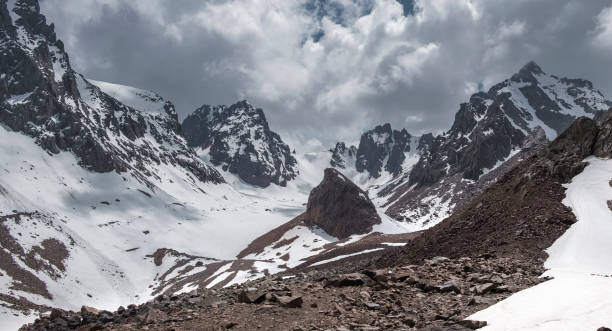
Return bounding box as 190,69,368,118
355,123,415,177
408,62,611,188
303,168,381,239
512,61,544,82
0,0,224,186
181,100,298,188
417,133,434,151
330,142,357,169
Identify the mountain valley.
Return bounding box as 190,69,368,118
1,1,612,330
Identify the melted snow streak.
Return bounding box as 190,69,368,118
470,157,612,330
310,248,384,267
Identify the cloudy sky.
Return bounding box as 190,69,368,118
40,0,612,150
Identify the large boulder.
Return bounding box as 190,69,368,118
302,168,381,239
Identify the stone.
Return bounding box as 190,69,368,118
436,280,461,293
467,296,496,306
253,305,277,314
211,300,229,309
458,320,488,329
494,285,510,292
365,303,381,310
597,327,612,331
98,311,114,323
238,289,266,304
277,296,303,308
475,283,495,294
391,272,416,284
425,256,450,265
415,280,436,292
80,306,100,316
490,275,504,285
363,269,388,282
325,273,366,287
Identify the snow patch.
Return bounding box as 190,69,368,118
470,157,612,330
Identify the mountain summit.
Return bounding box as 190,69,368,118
0,0,223,186
181,100,298,187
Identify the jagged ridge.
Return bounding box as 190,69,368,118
181,101,298,188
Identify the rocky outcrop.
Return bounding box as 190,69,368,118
593,110,612,158
181,101,298,187
0,0,223,186
303,168,381,238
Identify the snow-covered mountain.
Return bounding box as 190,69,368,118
330,124,426,179
408,61,611,189
0,3,411,328
0,0,222,187
181,101,298,188
329,142,357,169
2,1,612,330
0,1,308,327
334,61,612,230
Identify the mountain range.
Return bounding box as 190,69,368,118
1,1,611,330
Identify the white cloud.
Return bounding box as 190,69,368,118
592,4,612,50
39,0,612,150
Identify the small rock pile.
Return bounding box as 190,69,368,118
21,255,546,331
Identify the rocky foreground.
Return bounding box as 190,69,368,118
22,255,549,331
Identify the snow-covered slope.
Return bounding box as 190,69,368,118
0,120,305,324
470,157,612,330
0,1,308,327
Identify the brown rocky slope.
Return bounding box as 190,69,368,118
378,112,612,268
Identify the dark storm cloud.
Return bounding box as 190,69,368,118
40,0,612,150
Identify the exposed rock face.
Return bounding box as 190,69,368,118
303,168,381,239
593,110,612,158
543,112,612,180
407,61,611,189
329,142,357,169
355,123,416,177
0,0,223,186
181,101,298,187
